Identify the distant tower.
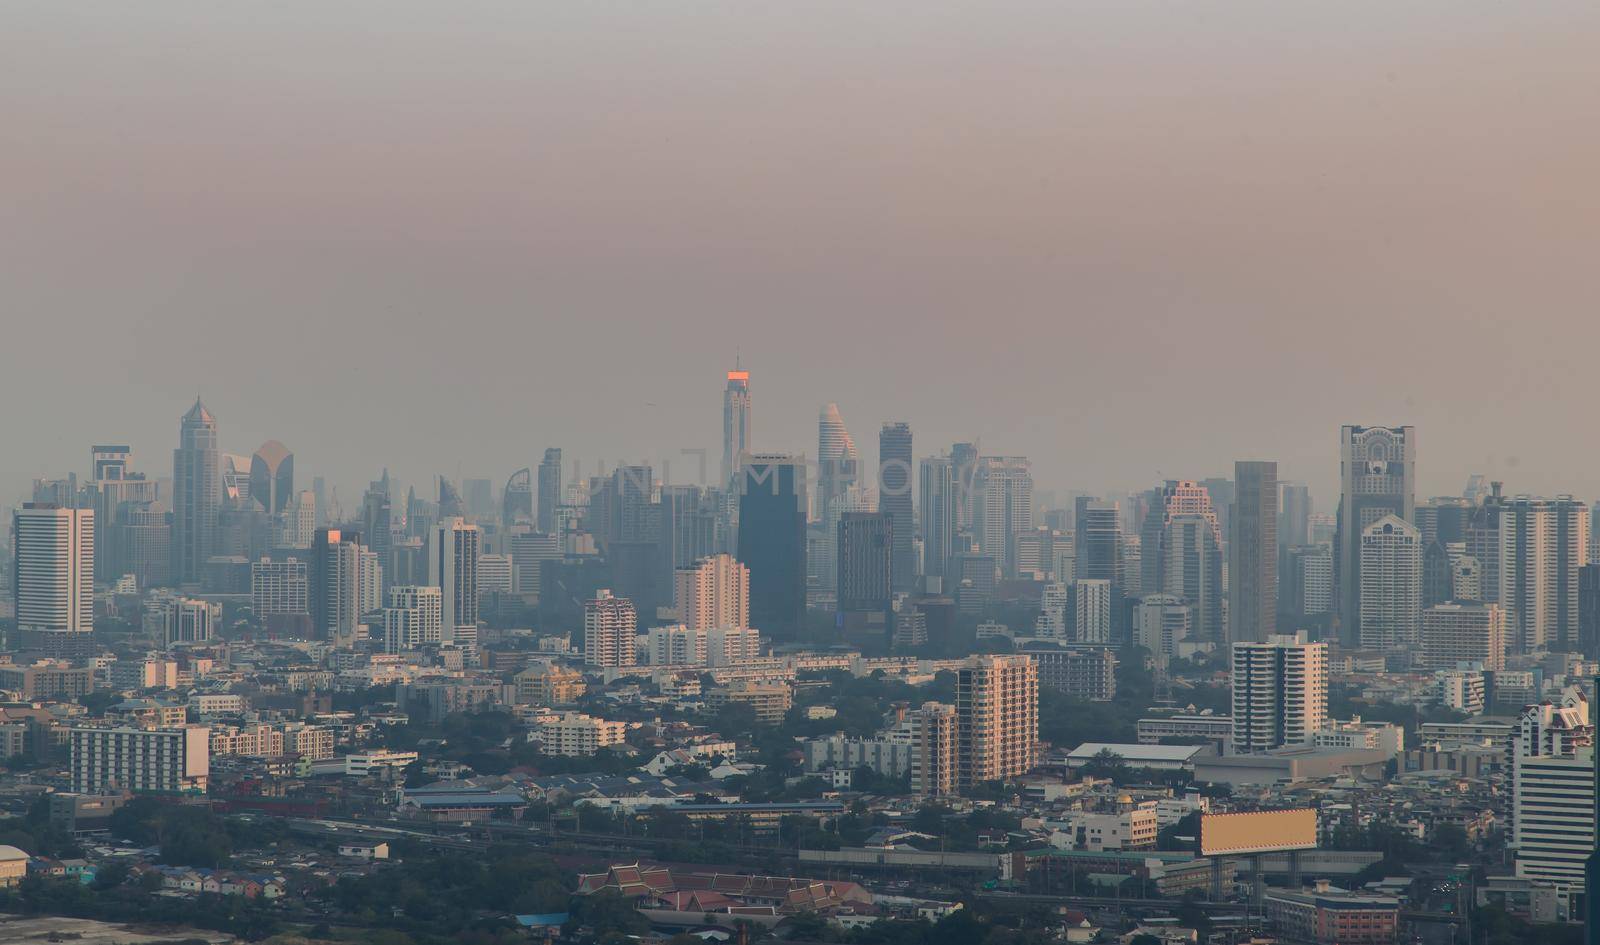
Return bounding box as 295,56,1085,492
1359,515,1422,651
879,423,915,593
1074,497,1122,586
816,404,860,591
431,517,481,649
248,440,294,516
1337,425,1416,644
584,590,638,667
537,448,563,534
1499,495,1589,653
737,455,808,635
13,504,94,654
361,472,393,590
1230,461,1279,645
312,528,363,649
722,366,751,490
675,553,750,632
975,457,1033,578
837,510,894,635
919,455,958,588
171,399,220,585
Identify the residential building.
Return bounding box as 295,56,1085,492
1231,634,1329,754
514,663,586,706
70,726,209,794
251,558,308,617
706,680,793,725
383,585,443,653
911,702,958,797
976,457,1034,578
1499,496,1589,653
647,624,706,666
312,528,363,648
583,590,637,667
956,655,1039,788
1074,579,1113,645
529,712,629,757
675,553,749,632
1230,461,1278,644
1422,603,1507,671
1018,642,1117,702
431,517,481,648
1511,692,1594,889
1359,515,1422,651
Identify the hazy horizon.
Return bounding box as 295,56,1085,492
6,2,1599,508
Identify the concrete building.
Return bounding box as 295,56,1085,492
1231,634,1328,754
722,368,751,491
1264,881,1400,945
1230,461,1278,645
919,455,958,586
583,590,637,667
383,585,443,653
1336,425,1416,644
1074,579,1113,645
70,725,209,794
879,422,916,593
647,624,706,666
1017,642,1117,702
674,553,748,632
1359,515,1422,651
251,557,308,617
1499,495,1589,653
514,663,586,706
706,680,793,725
956,654,1038,789
911,702,958,797
13,504,94,652
529,712,629,756
1422,602,1506,671
172,399,220,586
1511,692,1594,890
431,517,481,649
706,625,761,666
976,457,1034,578
156,596,219,647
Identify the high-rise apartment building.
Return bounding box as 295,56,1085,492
431,517,480,647
879,423,915,593
919,455,958,587
13,505,94,651
911,702,958,797
583,590,637,667
312,528,363,649
1510,691,1593,890
956,654,1038,789
975,457,1034,578
737,455,807,635
1231,634,1328,754
1281,545,1333,618
383,585,442,653
1421,602,1506,671
1499,495,1589,653
837,511,893,632
172,399,220,585
70,725,210,794
674,553,749,632
1074,579,1113,645
1161,513,1224,643
1336,425,1416,643
1230,461,1278,645
1359,515,1422,651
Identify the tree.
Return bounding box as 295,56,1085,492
1080,748,1133,783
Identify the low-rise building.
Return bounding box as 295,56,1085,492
1264,881,1400,945
705,681,793,725
529,712,628,756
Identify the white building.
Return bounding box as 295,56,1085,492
675,553,749,631
156,597,220,648
1231,634,1328,754
70,725,209,794
706,625,762,666
383,585,442,653
647,624,706,666
13,504,94,642
1057,801,1159,852
1511,690,1593,894
1422,603,1506,672
477,553,516,597
1359,515,1422,651
1036,583,1068,637
359,548,384,614
431,517,480,646
1499,496,1589,654
1310,719,1405,757
529,712,628,756
1074,579,1112,644
1135,594,1191,658
1436,670,1488,715
584,590,637,667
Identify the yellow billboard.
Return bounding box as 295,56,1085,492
1199,808,1317,857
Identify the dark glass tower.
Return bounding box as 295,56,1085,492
737,455,807,636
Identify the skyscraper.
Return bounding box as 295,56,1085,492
504,467,534,527
837,511,894,633
1074,579,1113,644
1278,481,1311,550
975,456,1034,578
1074,497,1122,586
312,528,363,649
675,553,749,632
1499,495,1590,653
919,455,958,588
248,440,294,516
13,504,94,653
722,367,751,490
879,422,915,593
1139,482,1222,640
956,655,1038,789
1231,634,1328,754
1230,461,1279,645
537,448,563,534
737,455,808,635
815,404,859,590
1336,425,1416,643
89,445,156,583
361,472,393,591
171,399,220,586
584,589,637,667
1359,515,1422,652
431,517,481,649
951,442,979,534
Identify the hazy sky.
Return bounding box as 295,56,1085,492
4,2,1599,510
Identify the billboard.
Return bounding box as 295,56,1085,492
1199,808,1317,857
